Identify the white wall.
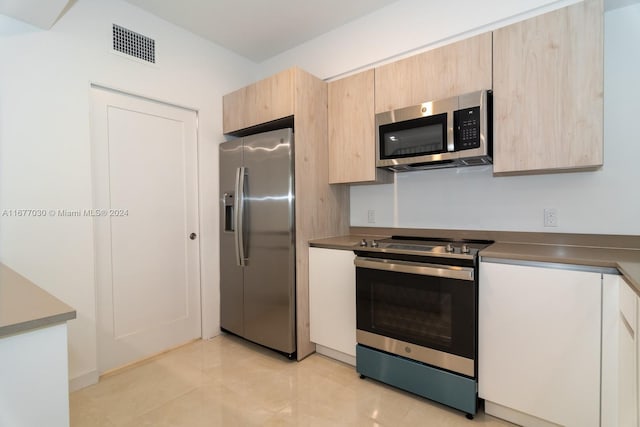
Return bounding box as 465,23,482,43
260,0,580,80
261,0,640,236
0,0,259,387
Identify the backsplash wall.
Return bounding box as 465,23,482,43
350,5,640,235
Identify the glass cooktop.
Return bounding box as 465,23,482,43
357,236,493,259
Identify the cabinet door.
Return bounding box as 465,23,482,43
479,261,601,427
601,274,620,427
328,70,390,184
374,32,492,113
223,86,252,134
222,69,294,133
309,247,356,357
254,68,295,126
492,0,603,173
619,277,638,427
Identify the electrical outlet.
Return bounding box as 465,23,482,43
544,208,558,227
367,209,376,224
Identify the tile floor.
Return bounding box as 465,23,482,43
70,334,515,426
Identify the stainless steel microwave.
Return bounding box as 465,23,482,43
376,90,492,171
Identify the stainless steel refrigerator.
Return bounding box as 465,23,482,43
219,128,296,357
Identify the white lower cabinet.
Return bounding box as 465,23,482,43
479,260,602,427
602,274,638,427
309,247,357,364
0,323,71,427
619,278,639,427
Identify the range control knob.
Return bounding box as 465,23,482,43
359,239,368,247
446,243,455,253
461,244,470,254
371,240,379,248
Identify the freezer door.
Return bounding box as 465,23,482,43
219,139,244,336
242,128,296,354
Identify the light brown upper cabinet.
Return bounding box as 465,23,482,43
374,33,492,114
492,0,603,174
328,70,392,184
223,68,295,134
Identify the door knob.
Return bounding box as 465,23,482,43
189,233,197,240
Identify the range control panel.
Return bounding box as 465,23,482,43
454,106,481,150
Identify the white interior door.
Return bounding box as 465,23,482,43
90,86,201,373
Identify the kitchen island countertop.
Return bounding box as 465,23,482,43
0,263,76,338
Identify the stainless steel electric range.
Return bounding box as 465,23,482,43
354,236,493,419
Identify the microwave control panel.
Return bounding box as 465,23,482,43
454,106,481,150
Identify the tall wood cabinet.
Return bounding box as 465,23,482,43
222,67,350,360
492,0,604,174
374,32,492,113
328,70,391,184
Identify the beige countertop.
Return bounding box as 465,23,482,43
481,242,640,294
309,235,640,295
0,264,76,338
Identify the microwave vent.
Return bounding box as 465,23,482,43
460,157,492,166
112,24,155,64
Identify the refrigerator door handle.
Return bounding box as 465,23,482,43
235,166,247,266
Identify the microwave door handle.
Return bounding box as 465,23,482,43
447,110,455,152
234,166,247,267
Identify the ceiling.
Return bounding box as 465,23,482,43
122,0,400,62
3,0,637,62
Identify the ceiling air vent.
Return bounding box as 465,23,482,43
112,24,155,64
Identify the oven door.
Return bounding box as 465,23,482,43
355,256,476,377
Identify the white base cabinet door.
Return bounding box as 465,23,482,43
479,261,602,427
0,324,70,427
309,247,356,361
602,274,639,427
617,277,638,427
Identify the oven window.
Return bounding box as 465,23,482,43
379,113,447,159
372,281,452,347
356,266,475,359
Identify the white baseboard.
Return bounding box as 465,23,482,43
315,344,356,366
69,370,99,392
485,401,561,427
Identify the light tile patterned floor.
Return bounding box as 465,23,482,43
70,334,515,426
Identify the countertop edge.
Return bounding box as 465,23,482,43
309,242,358,251
0,263,77,339
0,311,77,338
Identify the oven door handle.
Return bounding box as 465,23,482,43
354,257,474,281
